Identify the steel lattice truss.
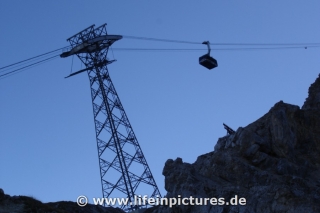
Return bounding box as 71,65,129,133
62,24,161,211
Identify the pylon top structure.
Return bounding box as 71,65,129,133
61,24,161,211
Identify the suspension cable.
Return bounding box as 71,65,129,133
111,45,320,52
0,46,69,70
0,55,59,79
1,35,319,80
122,35,320,46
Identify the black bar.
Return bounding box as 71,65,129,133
223,123,235,135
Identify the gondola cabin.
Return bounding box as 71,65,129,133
199,54,218,69
199,41,218,70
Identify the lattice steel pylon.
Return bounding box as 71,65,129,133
60,24,161,211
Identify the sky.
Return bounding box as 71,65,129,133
1,0,320,206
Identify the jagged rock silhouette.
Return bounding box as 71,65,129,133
152,74,320,213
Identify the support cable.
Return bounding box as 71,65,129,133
0,46,70,71
1,36,319,80
123,35,320,46
0,55,59,79
122,35,200,44
70,55,74,74
111,45,320,52
1,45,319,79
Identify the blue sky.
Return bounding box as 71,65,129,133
1,1,320,205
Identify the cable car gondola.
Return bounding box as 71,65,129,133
199,41,218,70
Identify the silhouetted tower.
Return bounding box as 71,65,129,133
61,24,161,211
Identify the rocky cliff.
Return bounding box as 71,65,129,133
151,75,320,213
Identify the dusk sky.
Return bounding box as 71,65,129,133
1,1,320,205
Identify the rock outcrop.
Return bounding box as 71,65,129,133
302,74,320,110
152,74,320,213
0,188,125,213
